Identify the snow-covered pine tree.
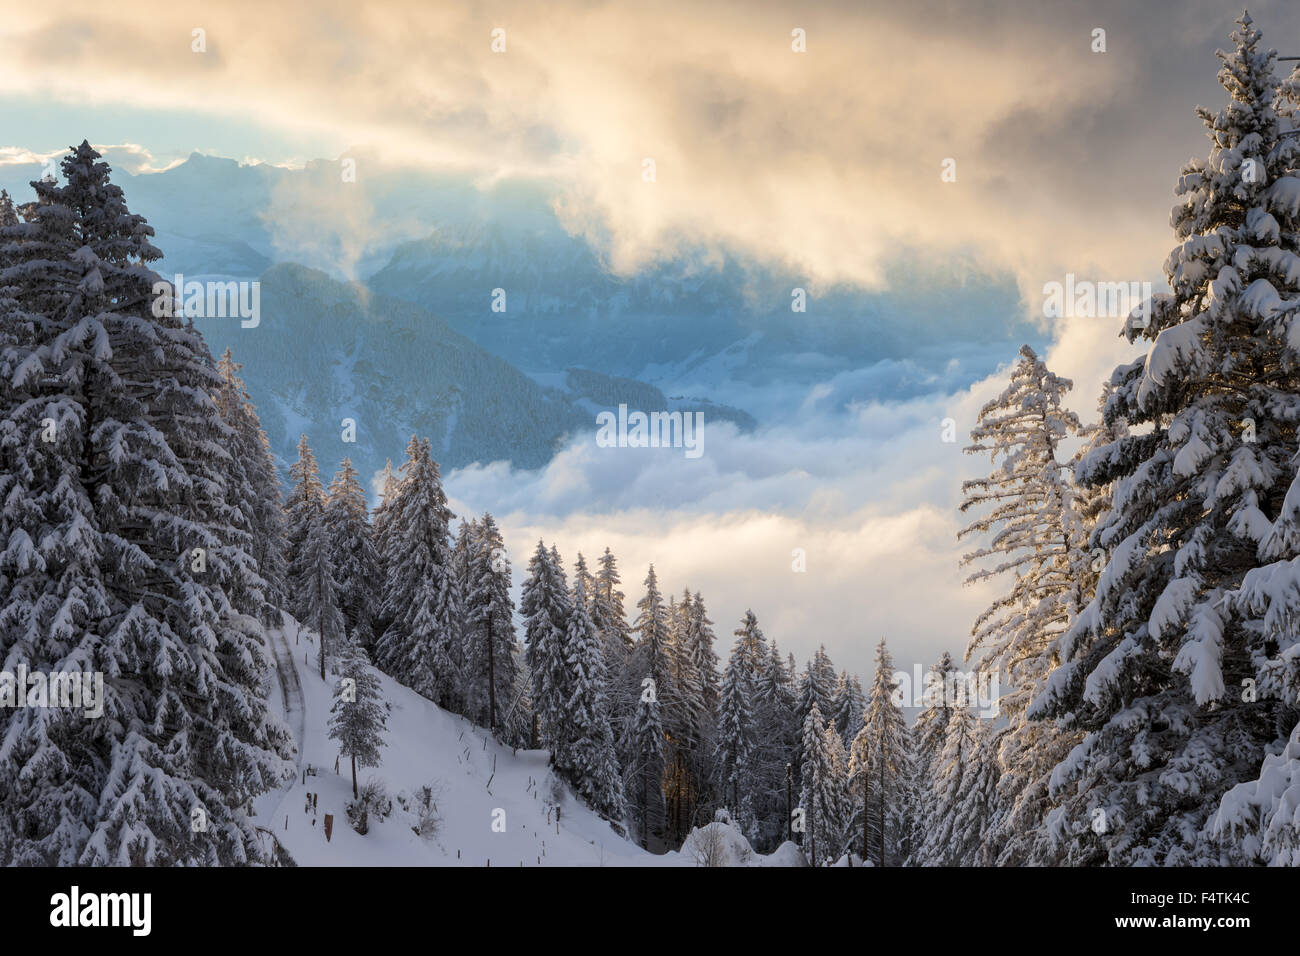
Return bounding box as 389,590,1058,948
215,349,287,622
1200,41,1300,867
299,489,346,681
325,458,381,651
624,564,675,836
794,644,836,778
571,552,597,616
1210,722,1300,864
451,517,477,684
0,189,16,227
623,667,667,849
825,721,852,863
285,437,343,679
832,669,866,747
1032,15,1300,865
453,517,476,599
714,632,757,837
522,540,573,764
916,702,992,865
907,651,959,863
373,436,461,708
688,591,721,716
329,635,388,799
369,457,399,641
1070,381,1130,606
753,638,798,847
593,547,633,669
631,564,673,694
559,567,627,822
726,609,780,839
680,589,721,825
796,645,837,727
462,513,518,732
591,547,635,753
797,701,843,865
850,638,914,867
284,434,326,621
0,143,293,865
958,344,1086,865
661,589,705,842
945,718,1000,866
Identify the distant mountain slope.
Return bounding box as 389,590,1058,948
194,263,587,482
565,367,757,432
367,223,1033,385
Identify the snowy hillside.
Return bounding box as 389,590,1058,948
253,616,803,867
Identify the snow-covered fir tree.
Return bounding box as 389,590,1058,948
849,639,914,867
794,643,837,778
369,457,399,642
284,434,326,621
462,513,518,733
325,458,381,651
907,650,959,863
664,589,705,842
559,567,626,823
824,720,852,862
591,547,635,754
687,591,721,717
0,142,293,865
215,349,287,623
522,540,573,764
832,669,866,747
913,702,987,865
623,667,667,849
714,631,757,837
1032,15,1300,865
797,701,844,865
958,344,1086,865
298,485,346,681
631,564,673,693
752,638,798,847
329,634,389,799
373,436,461,708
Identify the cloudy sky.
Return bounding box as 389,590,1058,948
4,0,1295,680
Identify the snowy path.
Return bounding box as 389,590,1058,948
271,617,307,774
254,618,307,840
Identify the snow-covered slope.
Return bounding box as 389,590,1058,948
254,617,803,866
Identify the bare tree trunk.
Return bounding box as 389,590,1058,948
351,753,358,800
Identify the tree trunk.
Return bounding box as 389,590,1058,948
810,805,816,867
862,775,870,862
878,748,886,868
487,617,496,730
351,753,358,800
640,766,649,850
